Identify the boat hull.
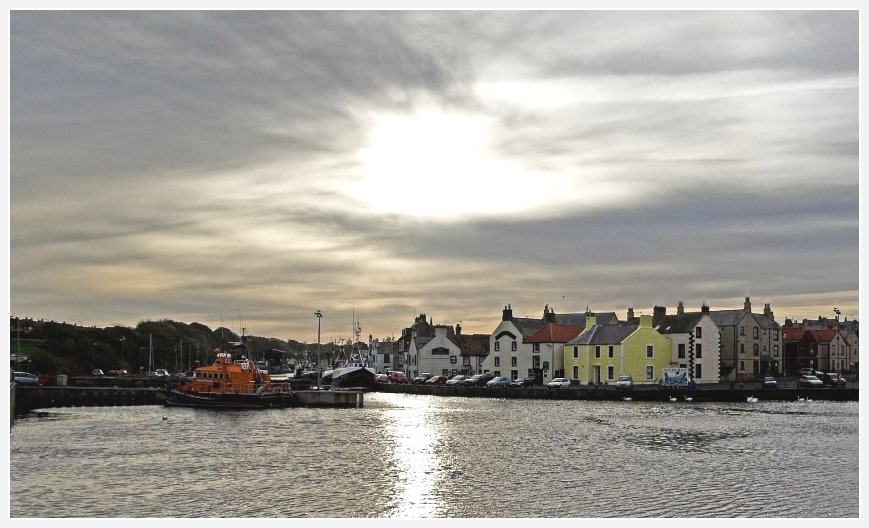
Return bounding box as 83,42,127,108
162,387,297,409
331,366,378,391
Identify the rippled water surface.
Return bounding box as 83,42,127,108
9,393,859,518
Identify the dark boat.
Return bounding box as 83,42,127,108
330,365,378,390
163,339,296,409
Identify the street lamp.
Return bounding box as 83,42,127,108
92,342,97,371
315,310,323,389
120,336,126,367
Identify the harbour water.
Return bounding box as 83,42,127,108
9,392,860,518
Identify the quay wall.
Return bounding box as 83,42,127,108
377,383,858,402
11,386,365,415
11,383,856,416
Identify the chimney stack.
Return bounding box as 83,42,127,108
744,296,752,312
627,307,634,321
677,301,684,315
502,304,513,321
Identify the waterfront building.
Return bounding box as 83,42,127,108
409,324,463,378
482,304,616,384
457,329,489,376
564,313,672,385
638,302,721,385
368,336,399,374
705,297,783,383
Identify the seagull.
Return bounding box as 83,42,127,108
746,396,759,403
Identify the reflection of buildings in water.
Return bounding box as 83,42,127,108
383,399,444,518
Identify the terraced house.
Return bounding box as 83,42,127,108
707,297,782,383
482,304,616,384
645,303,721,385
564,313,672,385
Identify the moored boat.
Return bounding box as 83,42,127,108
163,339,296,409
330,365,378,390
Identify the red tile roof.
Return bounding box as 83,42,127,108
525,323,583,343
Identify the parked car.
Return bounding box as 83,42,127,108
799,368,815,376
461,374,483,386
375,373,390,384
92,369,105,377
510,377,534,387
425,375,448,385
615,375,633,390
464,372,495,386
12,371,39,386
445,375,467,386
486,376,510,387
153,369,170,377
388,371,408,384
413,373,433,384
547,377,571,389
798,375,823,388
760,376,778,389
819,372,846,388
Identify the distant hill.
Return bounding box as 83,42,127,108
9,317,312,376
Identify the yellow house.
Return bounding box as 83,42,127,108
564,314,672,385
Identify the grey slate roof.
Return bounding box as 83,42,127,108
653,313,703,334
567,324,638,346
707,310,745,327
555,312,618,327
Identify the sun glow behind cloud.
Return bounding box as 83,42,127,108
352,107,563,220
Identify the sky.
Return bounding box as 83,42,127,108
6,7,862,345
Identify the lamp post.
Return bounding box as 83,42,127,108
92,342,97,371
315,310,323,390
120,336,126,367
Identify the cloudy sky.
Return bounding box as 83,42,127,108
7,9,860,344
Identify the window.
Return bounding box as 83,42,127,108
494,357,500,367
695,364,702,379
696,344,702,358
645,366,654,380
533,356,540,368
450,356,457,364
573,346,579,359
608,346,614,358
678,344,686,358
753,344,758,356
740,326,745,336
533,343,540,353
646,345,654,359
607,366,614,380
511,341,517,351
510,370,518,380
573,365,579,379
511,356,517,367
753,327,759,339
740,360,745,371
740,343,745,355
695,327,702,339
773,345,779,357
773,330,779,340
494,342,500,352
595,346,601,358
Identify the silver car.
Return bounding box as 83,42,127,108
12,371,39,386
798,375,823,388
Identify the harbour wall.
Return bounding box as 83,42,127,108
11,385,365,415
377,383,858,402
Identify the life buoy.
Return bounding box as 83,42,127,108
282,382,289,392
265,382,273,392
